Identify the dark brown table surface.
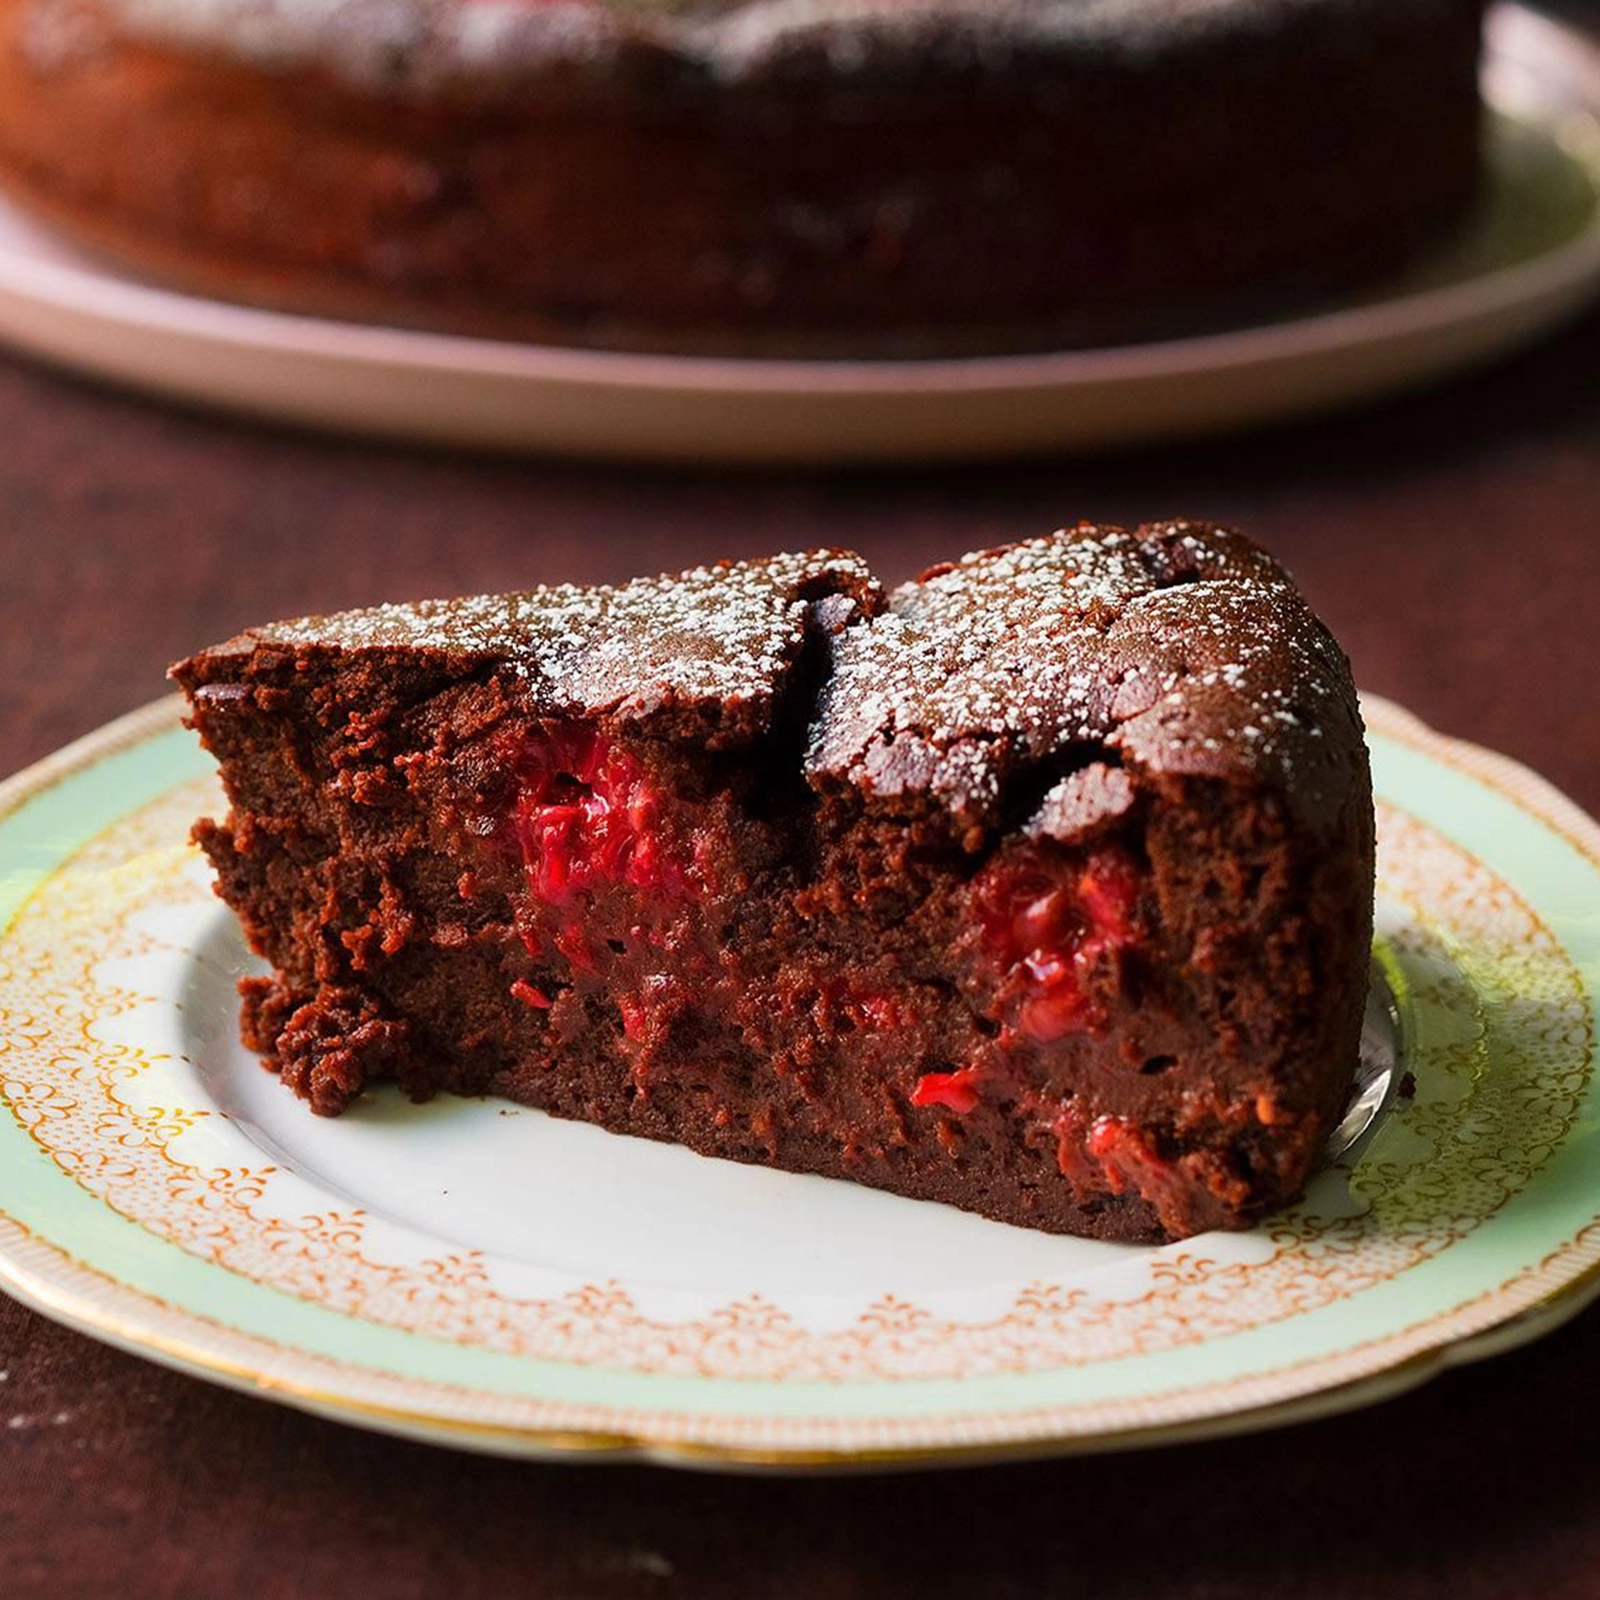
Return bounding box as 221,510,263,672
3,196,1600,1597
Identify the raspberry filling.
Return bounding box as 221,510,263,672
1054,1111,1242,1239
976,845,1141,1044
910,1066,984,1114
511,727,692,906
502,725,718,978
907,845,1142,1118
504,730,1144,1143
1084,1114,1166,1192
1056,1111,1174,1204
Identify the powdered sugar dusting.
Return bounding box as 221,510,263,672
251,549,876,721
807,520,1361,831
44,0,1406,92
217,523,1361,834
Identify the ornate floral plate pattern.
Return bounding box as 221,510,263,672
0,695,1596,1466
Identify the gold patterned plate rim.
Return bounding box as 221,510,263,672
0,693,1596,1470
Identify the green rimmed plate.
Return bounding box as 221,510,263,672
0,694,1596,1469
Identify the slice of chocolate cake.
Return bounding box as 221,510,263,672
172,523,1374,1243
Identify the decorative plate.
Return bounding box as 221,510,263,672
0,694,1596,1469
0,4,1595,464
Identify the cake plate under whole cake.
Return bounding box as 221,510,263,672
0,4,1593,464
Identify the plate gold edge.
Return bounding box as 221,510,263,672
2,1202,1596,1473
0,692,1597,1470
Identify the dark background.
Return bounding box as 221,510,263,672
3,11,1600,1593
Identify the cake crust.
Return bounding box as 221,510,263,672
174,522,1375,1244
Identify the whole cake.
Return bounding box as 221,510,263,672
0,0,1485,353
173,521,1375,1243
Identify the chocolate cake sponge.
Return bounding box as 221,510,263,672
172,522,1375,1243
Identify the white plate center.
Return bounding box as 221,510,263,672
180,905,1142,1321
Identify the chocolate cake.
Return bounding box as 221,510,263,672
0,0,1486,354
173,521,1375,1244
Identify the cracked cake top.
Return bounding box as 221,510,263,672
179,520,1364,840
807,520,1363,836
182,549,880,743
